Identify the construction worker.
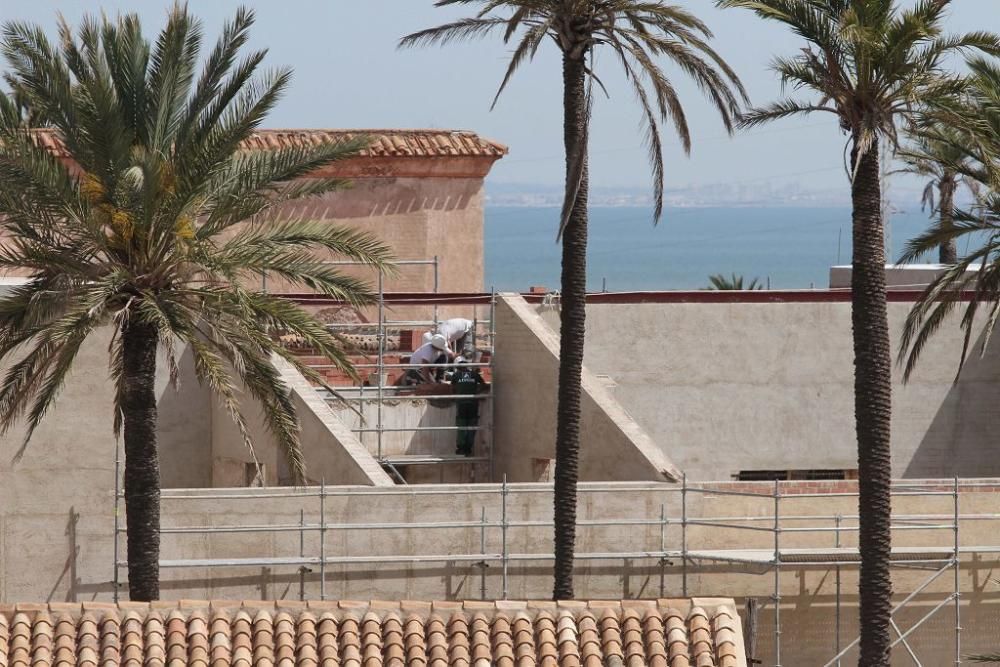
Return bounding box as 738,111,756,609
423,318,474,354
403,334,451,385
450,355,485,456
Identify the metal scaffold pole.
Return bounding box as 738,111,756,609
681,474,688,597
954,477,962,666
432,255,439,326
319,479,327,600
501,475,509,599
480,506,487,600
488,289,496,482
298,509,306,601
112,439,121,603
773,479,782,667
834,513,842,667
659,503,667,598
376,272,384,462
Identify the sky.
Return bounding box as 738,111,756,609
2,1,996,194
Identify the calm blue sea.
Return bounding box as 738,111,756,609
484,206,968,292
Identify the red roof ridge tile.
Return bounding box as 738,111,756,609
25,127,508,161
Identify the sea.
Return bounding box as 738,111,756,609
483,206,976,292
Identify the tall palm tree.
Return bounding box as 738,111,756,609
0,7,393,601
401,0,747,601
899,57,1000,382
715,1,999,663
896,129,980,264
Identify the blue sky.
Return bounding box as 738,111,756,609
2,1,995,193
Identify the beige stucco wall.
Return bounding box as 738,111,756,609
0,328,211,602
0,327,393,603
829,263,981,290
258,176,486,296
493,294,681,483
209,356,393,487
536,300,1000,480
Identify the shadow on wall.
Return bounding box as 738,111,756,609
273,179,480,221
156,345,212,489
905,330,1000,477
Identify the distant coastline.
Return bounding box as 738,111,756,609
485,181,938,210
486,200,859,209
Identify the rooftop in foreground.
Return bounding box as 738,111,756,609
0,599,745,667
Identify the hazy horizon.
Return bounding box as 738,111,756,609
3,1,995,198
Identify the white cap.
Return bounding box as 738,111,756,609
430,334,448,351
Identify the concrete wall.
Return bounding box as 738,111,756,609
209,357,393,487
536,299,1000,480
0,328,394,604
260,177,486,296
830,263,981,290
0,328,211,602
493,294,682,483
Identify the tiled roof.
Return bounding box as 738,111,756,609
28,128,508,160
0,599,745,666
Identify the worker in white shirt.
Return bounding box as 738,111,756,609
422,318,474,353
403,334,452,385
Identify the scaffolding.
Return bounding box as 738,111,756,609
112,478,997,664
276,257,497,483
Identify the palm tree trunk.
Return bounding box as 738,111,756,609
938,174,957,264
851,141,893,667
553,51,589,601
122,319,160,601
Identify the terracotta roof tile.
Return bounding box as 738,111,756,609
27,128,507,161
0,601,745,667
315,613,338,666
487,614,513,667
424,614,448,666
338,614,361,667
511,612,535,666
402,614,427,666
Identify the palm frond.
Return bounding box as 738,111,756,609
405,0,747,229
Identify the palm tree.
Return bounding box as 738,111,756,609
707,273,764,290
715,1,999,663
899,57,1000,383
402,0,747,601
0,7,393,601
2,74,49,127
896,129,980,264
899,194,1000,373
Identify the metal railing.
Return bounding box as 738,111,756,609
111,478,989,665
